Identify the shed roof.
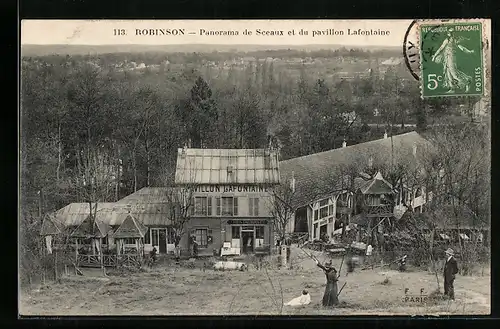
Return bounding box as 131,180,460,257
113,215,148,238
117,187,171,204
280,132,428,209
53,200,171,228
174,148,280,185
54,202,116,227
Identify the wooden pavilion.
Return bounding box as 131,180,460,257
71,215,112,267
113,214,148,267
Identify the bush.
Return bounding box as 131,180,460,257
459,243,490,276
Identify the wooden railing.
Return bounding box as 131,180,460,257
117,254,142,267
76,253,142,268
76,254,101,267
364,204,393,217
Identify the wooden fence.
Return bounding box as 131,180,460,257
76,253,142,268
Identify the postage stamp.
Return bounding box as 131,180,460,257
418,21,485,98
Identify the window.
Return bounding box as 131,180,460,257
313,223,318,239
249,197,260,216
220,197,238,216
144,229,151,244
314,210,319,221
124,238,136,245
194,197,212,216
320,206,329,219
194,228,208,248
319,199,329,207
101,237,107,245
152,229,159,246
256,226,264,239
232,226,241,239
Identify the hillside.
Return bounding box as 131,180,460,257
21,44,402,57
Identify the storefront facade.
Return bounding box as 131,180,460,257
175,148,280,255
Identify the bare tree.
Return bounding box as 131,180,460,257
159,166,199,249
270,182,296,245
74,145,117,234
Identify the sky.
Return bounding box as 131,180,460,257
21,20,414,47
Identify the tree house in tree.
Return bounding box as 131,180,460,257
351,171,395,249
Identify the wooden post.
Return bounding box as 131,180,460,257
54,250,58,282
75,238,79,267
280,245,287,268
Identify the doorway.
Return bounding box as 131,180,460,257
151,228,168,253
320,224,328,240
241,231,254,254
159,230,167,253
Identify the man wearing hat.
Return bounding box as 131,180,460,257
443,248,459,300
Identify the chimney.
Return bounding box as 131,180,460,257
342,140,347,148
384,131,388,139
290,171,296,193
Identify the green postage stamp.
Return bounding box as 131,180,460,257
419,21,484,98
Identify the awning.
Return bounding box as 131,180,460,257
439,233,451,240
459,233,470,240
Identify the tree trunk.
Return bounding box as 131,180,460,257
56,122,62,181
133,145,138,192
145,135,151,187
115,145,120,201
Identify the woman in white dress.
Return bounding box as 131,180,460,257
431,30,475,93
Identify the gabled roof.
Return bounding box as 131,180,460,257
174,148,280,185
280,132,429,209
358,172,394,195
39,214,65,236
113,215,148,239
70,215,112,238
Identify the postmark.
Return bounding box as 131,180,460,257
418,21,485,98
402,20,420,81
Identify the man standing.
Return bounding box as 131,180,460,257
174,234,181,263
443,248,459,300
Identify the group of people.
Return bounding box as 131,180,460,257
285,246,459,308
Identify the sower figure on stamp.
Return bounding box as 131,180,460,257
315,259,339,306
443,248,459,300
431,29,474,93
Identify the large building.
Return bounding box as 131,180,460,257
279,131,431,242
174,147,280,255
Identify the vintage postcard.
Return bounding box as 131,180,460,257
19,19,491,316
